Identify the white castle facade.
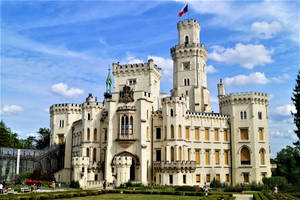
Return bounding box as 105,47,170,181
49,19,271,189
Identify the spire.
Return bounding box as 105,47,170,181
104,65,112,99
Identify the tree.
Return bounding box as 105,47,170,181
20,136,36,149
0,120,22,148
292,70,300,149
274,146,300,184
35,128,50,149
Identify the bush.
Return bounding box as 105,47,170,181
69,180,80,188
262,176,287,188
174,186,198,192
210,178,223,188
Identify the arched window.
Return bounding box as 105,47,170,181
178,125,182,138
260,149,265,165
171,146,174,162
129,116,133,134
125,115,129,135
121,116,125,135
185,35,189,44
244,111,247,119
87,128,90,141
187,79,190,85
165,126,167,140
146,127,149,139
88,113,91,120
170,109,174,117
178,146,182,161
171,125,174,139
94,128,97,141
241,147,250,165
86,148,90,157
93,148,96,162
184,79,186,86
240,111,243,120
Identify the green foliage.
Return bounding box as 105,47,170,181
35,128,50,149
292,70,300,149
70,180,80,188
174,186,198,192
210,178,223,188
0,120,22,148
274,146,300,184
18,172,33,182
262,176,287,188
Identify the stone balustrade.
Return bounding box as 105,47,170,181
154,160,196,172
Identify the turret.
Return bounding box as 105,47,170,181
217,79,226,98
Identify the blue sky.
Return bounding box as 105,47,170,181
1,0,299,157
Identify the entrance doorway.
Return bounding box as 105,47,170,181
130,159,135,180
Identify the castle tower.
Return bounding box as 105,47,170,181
171,19,211,112
218,89,271,184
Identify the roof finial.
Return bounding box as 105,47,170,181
106,65,112,94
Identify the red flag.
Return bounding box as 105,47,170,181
178,3,188,17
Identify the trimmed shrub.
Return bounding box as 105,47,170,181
262,176,287,188
174,185,198,192
69,180,80,188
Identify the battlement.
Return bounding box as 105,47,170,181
72,157,89,167
50,103,82,113
185,110,229,120
171,43,207,59
178,19,200,30
162,96,187,105
112,58,161,76
113,156,132,167
219,91,269,105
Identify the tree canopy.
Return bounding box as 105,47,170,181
0,120,50,149
292,70,300,149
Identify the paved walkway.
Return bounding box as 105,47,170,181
233,194,253,200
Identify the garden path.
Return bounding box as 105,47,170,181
233,194,253,200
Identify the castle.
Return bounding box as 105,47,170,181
49,19,271,188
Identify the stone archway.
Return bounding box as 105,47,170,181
111,151,140,185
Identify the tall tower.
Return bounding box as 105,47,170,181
171,19,211,112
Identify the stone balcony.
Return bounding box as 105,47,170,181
115,135,136,148
154,160,196,172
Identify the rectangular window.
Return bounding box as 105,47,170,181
240,129,249,140
224,130,228,141
188,149,191,161
206,174,211,183
243,173,249,183
185,127,190,140
156,149,161,161
169,175,173,184
95,174,98,181
216,174,220,182
214,129,219,141
205,150,210,165
196,150,200,164
58,135,64,144
205,128,209,141
225,151,229,165
259,128,263,140
156,128,161,140
226,174,229,182
196,174,201,183
215,151,220,165
183,175,186,184
146,127,149,140
195,128,200,140
258,112,262,120
128,79,136,85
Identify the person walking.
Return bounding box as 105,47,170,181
0,183,3,194
274,185,278,194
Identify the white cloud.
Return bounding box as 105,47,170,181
44,108,49,113
270,131,286,137
0,105,23,115
183,0,300,44
206,65,217,73
209,43,273,69
148,56,173,81
273,104,296,116
224,72,270,86
271,73,290,83
251,21,282,39
51,83,84,98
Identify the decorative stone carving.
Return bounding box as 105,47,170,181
119,85,134,103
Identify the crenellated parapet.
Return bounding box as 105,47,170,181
171,43,207,60
154,161,196,173
50,103,82,115
185,110,229,120
72,157,89,167
113,156,132,167
112,58,161,79
219,92,269,106
178,19,200,30
162,96,187,105
81,101,104,110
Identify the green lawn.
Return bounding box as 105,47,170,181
57,193,205,200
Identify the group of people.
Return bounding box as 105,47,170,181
0,182,8,194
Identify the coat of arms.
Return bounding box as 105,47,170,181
119,85,134,103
